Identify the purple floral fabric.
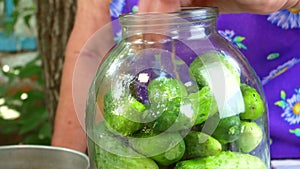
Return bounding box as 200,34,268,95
217,13,300,159
109,0,300,159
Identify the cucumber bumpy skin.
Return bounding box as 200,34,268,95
236,121,263,153
184,131,222,159
147,77,188,104
188,86,218,125
189,52,240,88
175,151,267,169
104,90,146,136
93,123,159,169
239,84,265,120
129,132,185,166
147,77,193,132
212,115,242,144
150,97,198,132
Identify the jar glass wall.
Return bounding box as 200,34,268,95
86,7,271,169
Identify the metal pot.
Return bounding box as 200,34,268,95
0,145,90,169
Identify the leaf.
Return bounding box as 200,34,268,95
3,71,17,83
18,64,41,78
18,107,48,134
8,91,23,101
23,14,32,29
289,129,300,137
22,6,36,11
18,119,40,134
13,0,20,6
0,118,19,134
236,42,247,50
38,122,52,139
274,100,286,108
37,74,45,86
21,135,39,144
267,53,280,60
233,36,245,42
17,55,42,78
280,90,286,100
0,85,8,96
26,89,45,101
22,134,51,145
0,126,18,134
2,21,15,35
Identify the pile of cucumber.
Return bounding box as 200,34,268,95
92,52,268,169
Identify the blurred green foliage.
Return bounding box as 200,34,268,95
0,0,51,145
1,0,35,35
0,56,52,145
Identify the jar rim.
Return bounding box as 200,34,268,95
120,6,218,18
119,7,219,27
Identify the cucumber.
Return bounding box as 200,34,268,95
129,132,185,166
150,97,198,132
147,77,195,132
236,121,263,153
93,123,159,169
189,52,240,88
184,131,222,159
188,86,218,125
175,151,267,169
148,77,188,104
239,84,265,120
212,115,241,144
104,90,145,136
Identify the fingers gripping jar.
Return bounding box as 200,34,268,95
86,7,271,169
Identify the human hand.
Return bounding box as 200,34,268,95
212,0,300,14
138,0,300,14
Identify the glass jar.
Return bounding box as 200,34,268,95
86,7,271,169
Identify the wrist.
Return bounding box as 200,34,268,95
76,0,110,18
74,0,111,31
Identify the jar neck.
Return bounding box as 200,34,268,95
119,7,218,41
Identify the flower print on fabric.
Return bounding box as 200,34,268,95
110,0,126,18
261,58,300,85
114,30,122,43
218,30,247,50
132,5,138,13
290,128,300,137
267,9,300,29
267,53,280,61
275,89,300,125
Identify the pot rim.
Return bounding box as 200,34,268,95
0,144,89,163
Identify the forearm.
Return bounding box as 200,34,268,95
51,0,111,152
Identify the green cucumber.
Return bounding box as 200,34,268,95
104,90,145,136
184,131,222,159
212,115,241,144
148,77,187,104
236,121,263,153
188,86,218,125
129,132,185,166
147,77,196,132
175,151,267,169
189,52,240,88
93,123,159,169
240,84,265,120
